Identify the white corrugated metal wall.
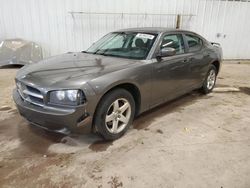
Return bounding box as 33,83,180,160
0,0,250,59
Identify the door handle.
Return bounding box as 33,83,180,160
183,58,188,63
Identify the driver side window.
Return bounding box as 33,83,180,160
161,34,185,55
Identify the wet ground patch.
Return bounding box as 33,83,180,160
0,114,65,155
0,114,74,186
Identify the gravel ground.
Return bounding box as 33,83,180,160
0,62,250,188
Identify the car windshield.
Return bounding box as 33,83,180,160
85,32,157,60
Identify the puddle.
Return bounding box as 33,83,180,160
133,91,211,130
89,140,113,152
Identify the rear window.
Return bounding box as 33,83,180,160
186,34,203,52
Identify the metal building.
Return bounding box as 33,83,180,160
0,0,249,59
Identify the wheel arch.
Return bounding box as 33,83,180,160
92,82,141,131
211,60,221,74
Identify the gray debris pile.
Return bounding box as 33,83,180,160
0,38,43,67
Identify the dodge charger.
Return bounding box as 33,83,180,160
13,28,222,140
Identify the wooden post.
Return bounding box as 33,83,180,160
176,14,181,29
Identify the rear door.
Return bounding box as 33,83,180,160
183,33,211,87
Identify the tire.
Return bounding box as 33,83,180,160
94,89,135,140
201,64,217,94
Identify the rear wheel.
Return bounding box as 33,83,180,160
201,64,217,94
94,89,135,140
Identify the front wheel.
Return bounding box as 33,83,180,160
94,89,135,140
201,64,217,94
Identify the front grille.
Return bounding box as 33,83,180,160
16,81,44,107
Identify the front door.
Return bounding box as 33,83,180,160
151,33,191,106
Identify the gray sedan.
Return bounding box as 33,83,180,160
13,28,222,140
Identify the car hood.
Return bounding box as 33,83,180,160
16,52,140,88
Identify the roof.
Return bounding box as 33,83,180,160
116,27,191,34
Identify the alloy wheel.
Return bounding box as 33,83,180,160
207,69,216,90
105,98,131,134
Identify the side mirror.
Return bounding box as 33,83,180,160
157,47,176,58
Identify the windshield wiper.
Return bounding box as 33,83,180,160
81,51,93,54
94,49,109,56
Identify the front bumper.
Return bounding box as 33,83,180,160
13,89,92,134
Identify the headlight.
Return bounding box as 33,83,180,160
56,90,65,101
49,90,85,106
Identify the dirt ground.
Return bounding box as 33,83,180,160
0,62,250,188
